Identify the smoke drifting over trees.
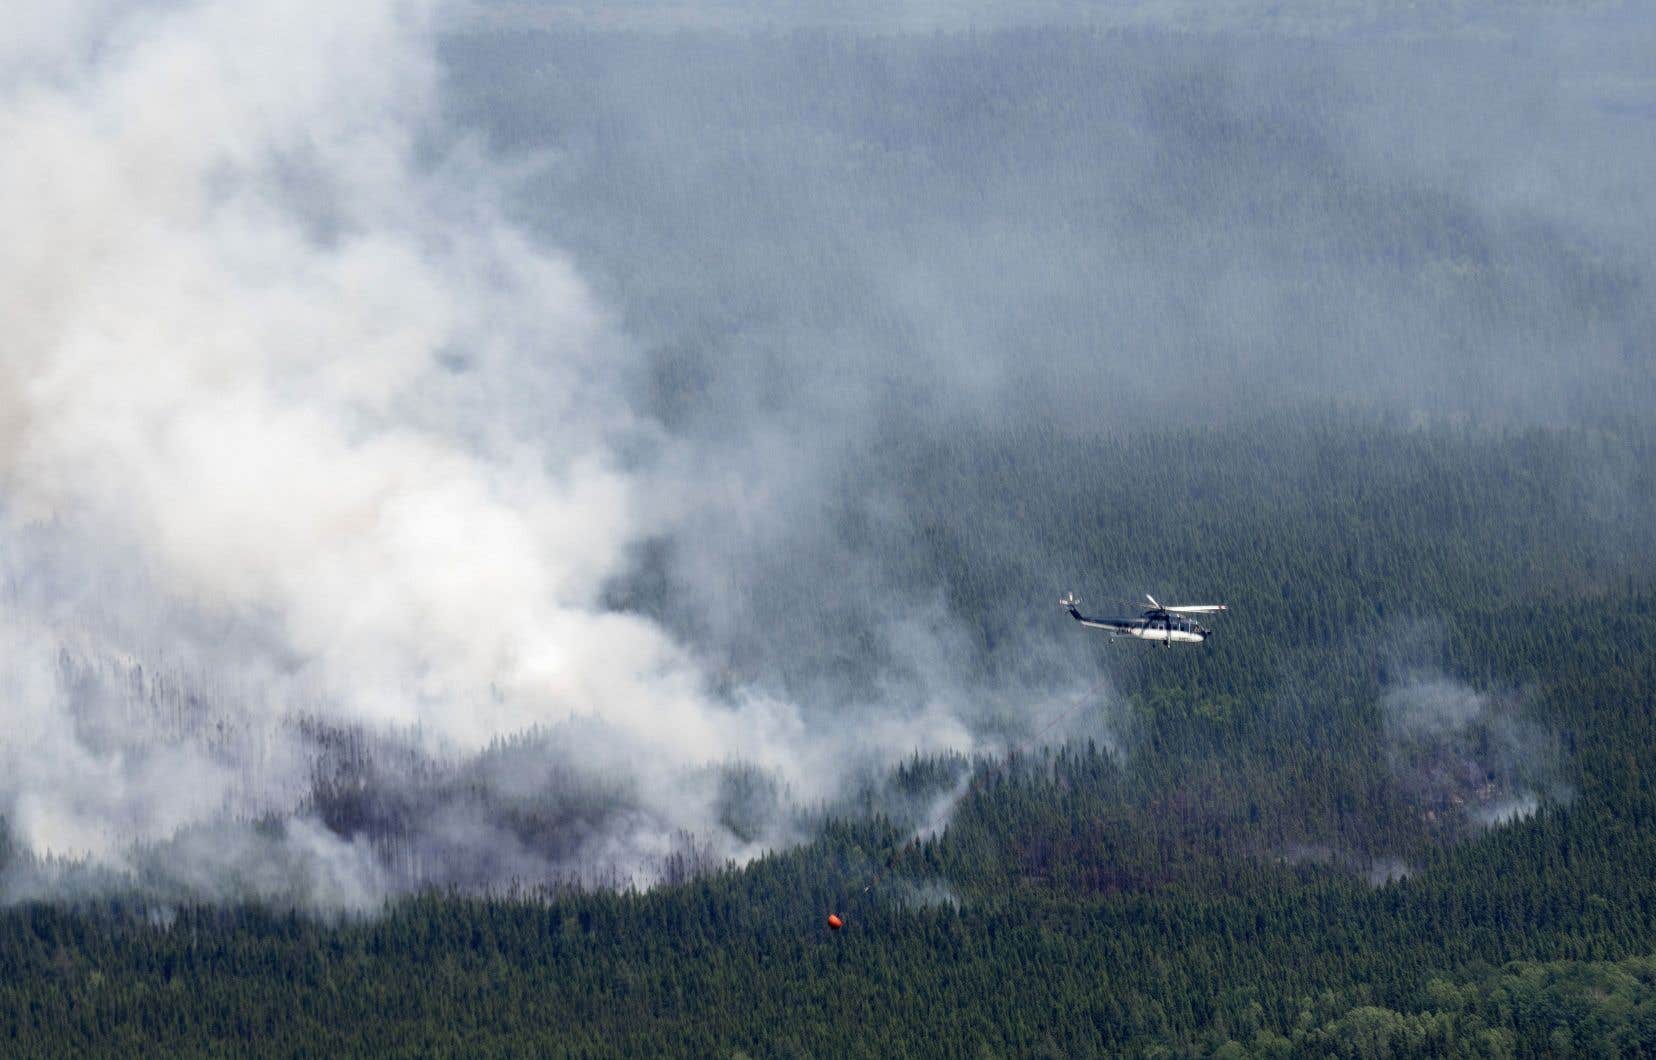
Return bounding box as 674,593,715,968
0,0,834,905
2,0,1652,906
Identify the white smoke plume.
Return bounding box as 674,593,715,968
0,0,981,907
1379,673,1559,832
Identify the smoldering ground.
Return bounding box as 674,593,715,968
3,0,1654,908
1380,674,1562,832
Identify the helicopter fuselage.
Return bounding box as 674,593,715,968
1074,615,1209,644
1061,594,1221,645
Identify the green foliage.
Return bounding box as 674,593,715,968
4,419,1655,1056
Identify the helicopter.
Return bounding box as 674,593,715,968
1060,593,1227,645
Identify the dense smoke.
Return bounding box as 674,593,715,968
3,0,1651,906
0,0,984,908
